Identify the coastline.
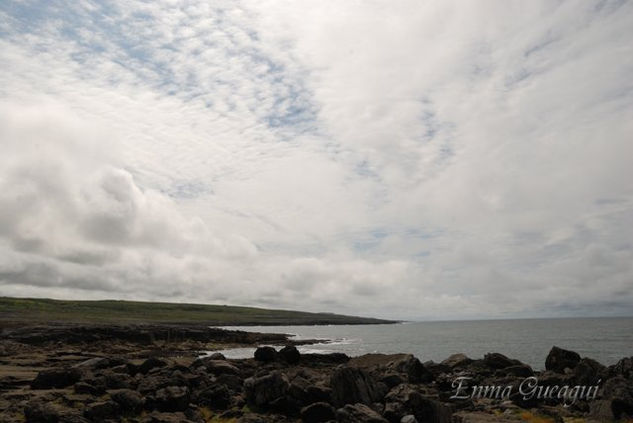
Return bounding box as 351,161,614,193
1,323,631,422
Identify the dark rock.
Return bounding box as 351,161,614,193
545,346,581,373
440,353,472,369
24,401,60,423
194,384,231,409
83,401,120,421
110,389,144,413
102,370,133,389
381,372,406,389
205,360,240,376
139,411,197,423
279,345,301,364
601,375,633,419
388,355,432,383
254,346,278,362
330,366,386,407
154,386,190,412
573,357,606,385
244,371,290,408
138,357,169,374
31,367,82,389
215,373,243,392
300,401,336,423
610,356,633,379
74,382,102,396
302,352,350,364
400,416,418,423
306,385,332,403
483,352,520,370
336,403,388,423
498,364,534,377
383,384,453,423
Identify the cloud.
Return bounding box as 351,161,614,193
0,0,632,319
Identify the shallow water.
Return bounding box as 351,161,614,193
210,317,633,369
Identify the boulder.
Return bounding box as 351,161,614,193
600,375,633,420
205,360,240,376
482,353,520,370
440,353,472,369
545,346,580,373
31,367,82,389
154,386,190,412
83,401,120,421
383,384,453,423
279,345,301,364
24,401,60,423
336,403,388,423
573,357,606,385
138,357,169,374
194,384,232,409
388,355,432,384
244,371,290,408
498,364,533,377
110,389,144,413
610,356,633,379
330,366,386,407
400,416,418,423
254,346,278,363
300,401,336,423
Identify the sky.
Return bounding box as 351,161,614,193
0,0,632,321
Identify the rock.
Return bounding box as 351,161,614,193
110,388,144,413
482,353,520,370
400,416,418,423
244,371,290,408
545,346,580,373
301,352,350,364
388,355,432,384
208,352,226,360
610,356,633,379
383,384,453,423
74,381,102,396
140,411,197,423
330,366,386,407
83,401,120,421
31,367,82,389
102,370,133,389
254,346,278,362
573,357,606,385
154,386,190,412
205,360,240,376
300,401,336,423
336,403,388,423
279,345,301,364
601,375,633,419
381,372,406,389
441,353,473,369
194,384,231,409
138,357,169,374
24,401,60,423
498,364,533,377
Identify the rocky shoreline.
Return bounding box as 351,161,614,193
1,324,632,422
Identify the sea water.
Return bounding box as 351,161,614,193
212,317,633,369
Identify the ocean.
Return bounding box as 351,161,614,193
214,317,633,369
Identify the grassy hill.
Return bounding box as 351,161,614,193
0,296,397,326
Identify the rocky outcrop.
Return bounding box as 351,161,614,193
545,346,581,373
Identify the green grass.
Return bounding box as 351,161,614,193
0,296,397,326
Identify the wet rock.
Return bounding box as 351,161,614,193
279,345,301,364
300,401,336,423
110,388,144,413
254,346,278,362
545,346,580,373
31,367,82,389
154,386,191,412
83,400,120,421
244,371,290,408
330,366,386,407
336,403,388,423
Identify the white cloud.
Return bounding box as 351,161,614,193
0,0,632,319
